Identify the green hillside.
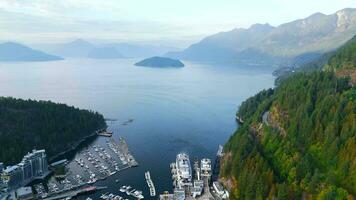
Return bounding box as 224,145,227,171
0,97,106,165
325,35,356,84
220,37,356,199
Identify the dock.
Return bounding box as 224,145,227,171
97,130,113,137
43,186,106,200
145,171,156,196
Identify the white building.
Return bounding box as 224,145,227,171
200,158,211,177
1,149,48,190
213,181,229,199
175,153,192,187
16,187,33,200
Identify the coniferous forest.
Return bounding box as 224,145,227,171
220,36,356,200
0,97,106,165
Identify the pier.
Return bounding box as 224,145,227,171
145,171,156,196
43,186,106,200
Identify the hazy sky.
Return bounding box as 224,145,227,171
0,0,355,47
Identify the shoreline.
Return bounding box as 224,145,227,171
48,125,107,163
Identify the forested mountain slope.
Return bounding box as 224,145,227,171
220,36,356,200
0,97,106,165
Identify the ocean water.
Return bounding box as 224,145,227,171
0,58,275,199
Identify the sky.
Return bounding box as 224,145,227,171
0,0,355,47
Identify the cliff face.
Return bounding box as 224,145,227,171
220,36,356,200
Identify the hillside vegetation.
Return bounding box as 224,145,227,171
220,36,356,199
0,97,106,165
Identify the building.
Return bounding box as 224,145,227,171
1,150,49,190
200,158,211,177
159,191,174,200
174,153,192,187
0,163,3,173
192,180,204,197
173,188,185,200
2,165,23,190
16,187,33,200
213,181,229,199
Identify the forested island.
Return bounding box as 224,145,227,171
0,97,106,165
135,56,184,67
220,36,356,199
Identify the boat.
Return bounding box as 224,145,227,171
132,190,144,199
119,186,127,193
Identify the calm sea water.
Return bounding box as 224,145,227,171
0,58,275,199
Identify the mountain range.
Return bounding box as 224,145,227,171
167,8,356,65
0,42,63,62
35,39,179,59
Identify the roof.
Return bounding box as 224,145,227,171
16,187,33,196
4,165,20,173
50,159,68,167
213,181,224,191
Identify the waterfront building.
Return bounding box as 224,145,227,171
200,158,212,177
173,188,185,200
0,163,3,173
175,153,192,187
191,180,204,197
159,191,174,200
165,153,220,200
213,181,229,199
1,149,49,190
0,162,3,186
16,187,33,200
2,165,23,189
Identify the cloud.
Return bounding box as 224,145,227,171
0,0,354,46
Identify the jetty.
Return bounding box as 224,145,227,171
145,171,156,197
43,186,106,200
97,130,113,137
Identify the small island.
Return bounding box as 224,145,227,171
135,56,185,68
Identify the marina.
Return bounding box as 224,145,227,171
160,149,229,199
29,136,138,200
119,185,144,199
0,59,274,200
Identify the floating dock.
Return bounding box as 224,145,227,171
97,130,113,137
43,186,106,200
145,171,156,197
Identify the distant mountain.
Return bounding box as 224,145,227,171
105,43,180,58
167,8,356,65
40,39,96,58
35,40,179,59
87,47,124,59
274,35,356,85
135,56,184,67
0,42,63,62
